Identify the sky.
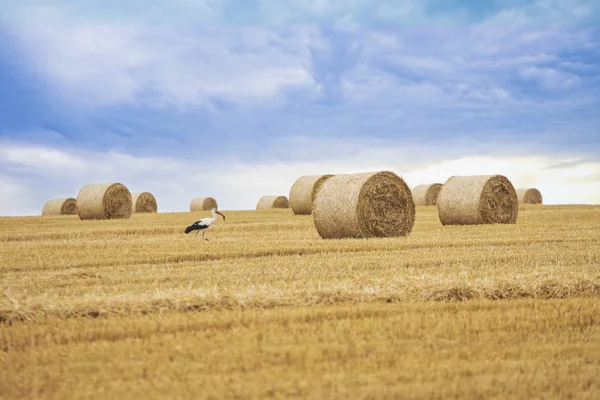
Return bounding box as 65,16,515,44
0,0,599,215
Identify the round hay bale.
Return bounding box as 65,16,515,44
190,197,218,211
256,196,290,210
437,175,518,225
516,188,543,204
412,183,442,206
313,171,415,239
131,192,158,213
289,174,334,215
41,198,77,216
76,183,132,220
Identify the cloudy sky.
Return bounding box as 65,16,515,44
1,0,599,215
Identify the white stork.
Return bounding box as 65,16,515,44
185,208,225,241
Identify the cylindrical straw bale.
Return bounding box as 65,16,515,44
256,196,290,210
437,175,518,225
76,183,132,220
313,171,415,239
412,183,442,206
131,192,158,213
190,197,218,211
289,174,334,215
41,198,77,216
516,188,543,204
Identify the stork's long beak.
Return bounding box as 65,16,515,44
217,211,225,221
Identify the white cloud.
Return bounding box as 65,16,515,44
0,144,86,171
0,1,598,218
1,140,599,216
482,0,598,26
4,0,597,117
0,176,36,216
520,66,581,89
9,23,319,108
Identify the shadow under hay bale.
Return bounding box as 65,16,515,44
437,175,518,225
42,198,77,216
76,183,132,220
313,171,415,239
190,197,218,211
131,192,158,213
256,196,289,210
289,174,334,215
516,188,543,204
412,183,442,206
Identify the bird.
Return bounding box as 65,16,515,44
185,208,225,241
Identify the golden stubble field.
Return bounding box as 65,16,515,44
1,205,599,399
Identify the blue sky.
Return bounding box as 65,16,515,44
1,0,599,215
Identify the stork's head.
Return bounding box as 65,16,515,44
212,208,225,221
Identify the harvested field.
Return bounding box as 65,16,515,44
1,205,599,399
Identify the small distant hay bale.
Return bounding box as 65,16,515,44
313,171,415,239
437,175,518,225
289,174,334,215
256,196,290,210
516,188,543,204
131,192,158,213
76,183,132,220
190,197,218,211
412,183,442,206
41,198,77,216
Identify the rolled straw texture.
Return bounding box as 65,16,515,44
131,192,158,213
256,196,290,210
412,183,442,206
190,197,218,211
516,188,543,204
41,198,77,216
437,175,518,225
76,183,132,220
289,174,334,215
313,171,415,239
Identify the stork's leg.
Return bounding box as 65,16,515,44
194,230,199,238
203,231,209,241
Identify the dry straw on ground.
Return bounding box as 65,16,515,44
412,184,442,206
190,197,218,211
516,188,543,204
256,196,290,210
437,175,518,225
131,192,158,213
313,171,415,239
41,198,77,216
76,183,132,220
289,174,334,215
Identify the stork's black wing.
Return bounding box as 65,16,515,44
185,221,209,234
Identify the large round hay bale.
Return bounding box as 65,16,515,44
131,192,158,213
313,171,415,239
76,183,132,220
437,175,518,225
41,198,77,216
516,188,543,204
190,197,218,211
256,196,289,210
412,183,442,206
289,174,334,215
